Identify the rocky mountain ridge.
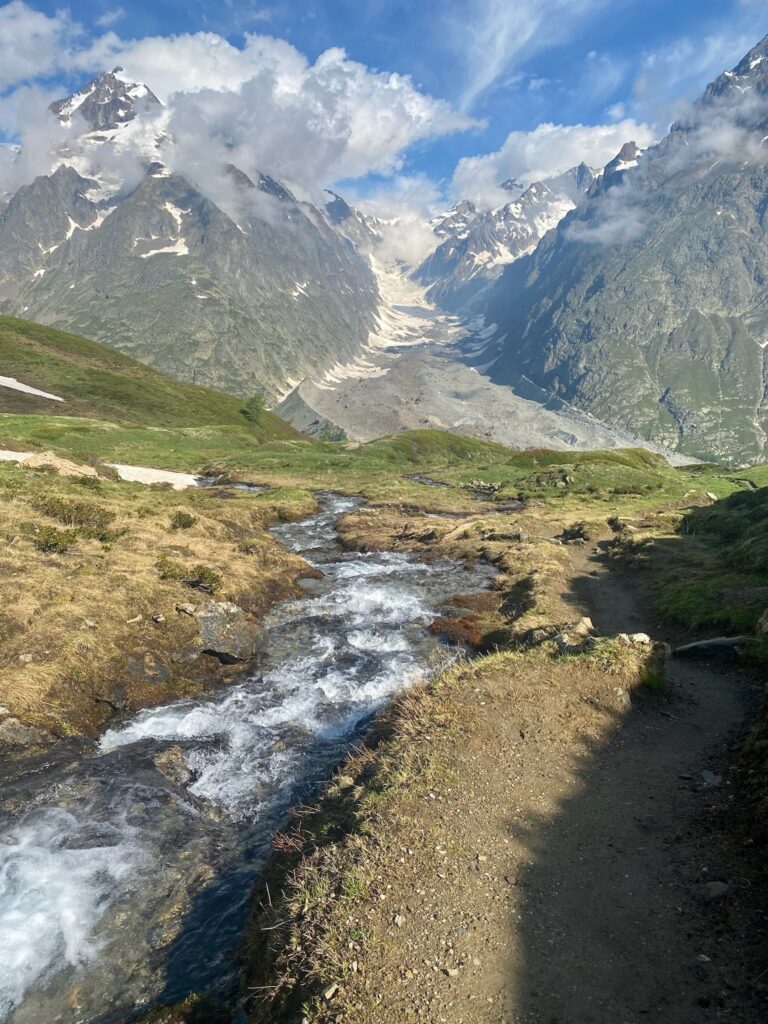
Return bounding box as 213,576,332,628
483,34,768,465
413,163,596,312
0,70,379,400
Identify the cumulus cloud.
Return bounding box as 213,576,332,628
0,9,477,207
0,1,79,88
151,40,474,195
451,119,657,206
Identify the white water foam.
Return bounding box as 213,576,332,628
0,808,143,1017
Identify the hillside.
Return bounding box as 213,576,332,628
483,35,768,467
0,315,299,438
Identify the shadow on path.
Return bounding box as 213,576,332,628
507,542,766,1023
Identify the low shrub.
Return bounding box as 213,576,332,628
31,495,115,531
170,511,198,531
31,525,77,553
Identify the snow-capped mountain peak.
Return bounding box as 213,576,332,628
414,164,596,312
50,68,161,132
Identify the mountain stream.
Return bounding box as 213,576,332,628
0,493,495,1022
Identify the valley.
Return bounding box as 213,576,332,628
0,316,767,1021
2,11,768,1024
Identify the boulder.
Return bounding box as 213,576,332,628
193,600,263,663
0,716,49,748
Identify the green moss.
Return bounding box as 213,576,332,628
156,557,222,594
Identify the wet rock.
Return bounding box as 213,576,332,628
194,600,263,663
757,609,768,637
154,745,193,785
0,716,49,748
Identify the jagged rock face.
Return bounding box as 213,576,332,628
0,72,379,400
485,36,768,466
414,165,594,313
50,68,161,131
324,190,383,254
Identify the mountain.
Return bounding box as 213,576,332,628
50,67,161,131
483,37,768,466
0,71,379,401
0,314,298,438
414,165,595,312
324,190,383,254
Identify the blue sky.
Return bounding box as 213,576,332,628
2,0,768,209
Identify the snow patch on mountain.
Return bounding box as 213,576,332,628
0,377,63,401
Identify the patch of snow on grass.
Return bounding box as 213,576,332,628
0,378,63,402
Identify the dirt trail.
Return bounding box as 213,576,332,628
324,543,765,1023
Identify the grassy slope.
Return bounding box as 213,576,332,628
653,486,768,636
0,315,297,437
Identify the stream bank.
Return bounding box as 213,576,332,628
0,493,495,1023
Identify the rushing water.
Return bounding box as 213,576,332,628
0,494,495,1022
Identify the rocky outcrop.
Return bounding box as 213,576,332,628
192,601,264,663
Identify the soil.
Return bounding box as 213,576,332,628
298,540,767,1023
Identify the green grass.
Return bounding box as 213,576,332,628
655,487,768,635
0,316,297,439
0,317,765,520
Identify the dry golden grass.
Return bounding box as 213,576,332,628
0,466,313,736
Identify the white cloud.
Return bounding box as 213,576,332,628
95,8,125,29
141,37,476,200
449,0,610,112
565,181,650,245
0,14,477,204
348,174,443,265
451,119,656,206
0,1,79,88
